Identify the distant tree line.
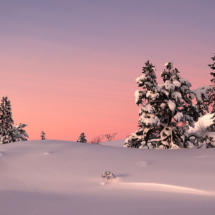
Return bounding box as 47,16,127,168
77,132,117,144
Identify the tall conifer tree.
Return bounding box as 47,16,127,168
0,96,15,144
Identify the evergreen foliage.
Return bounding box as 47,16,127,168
209,53,215,113
0,96,15,144
41,131,46,140
77,132,87,143
125,60,214,149
209,53,215,79
12,123,29,141
0,96,29,144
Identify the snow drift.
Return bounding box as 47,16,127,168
0,140,215,215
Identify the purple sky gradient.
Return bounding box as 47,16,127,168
1,0,215,141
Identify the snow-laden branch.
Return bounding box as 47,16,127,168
188,113,215,138
191,86,213,103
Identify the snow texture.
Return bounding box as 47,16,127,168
188,113,215,137
1,140,215,215
191,86,213,103
140,113,160,127
171,91,182,103
173,112,183,122
167,100,176,113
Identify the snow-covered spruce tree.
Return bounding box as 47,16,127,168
41,131,46,140
124,61,211,149
77,132,87,143
0,97,29,144
0,96,16,144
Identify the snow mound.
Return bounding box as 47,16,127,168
112,181,214,196
0,140,215,215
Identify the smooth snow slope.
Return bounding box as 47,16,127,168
0,140,215,215
100,139,125,147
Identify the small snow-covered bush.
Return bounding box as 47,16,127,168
101,171,116,181
90,135,102,144
102,133,117,141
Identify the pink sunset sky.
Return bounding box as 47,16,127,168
1,0,215,142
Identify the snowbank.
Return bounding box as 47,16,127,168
0,140,215,215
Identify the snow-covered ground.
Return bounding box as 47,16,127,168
1,140,215,215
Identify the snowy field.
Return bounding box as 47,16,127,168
1,140,215,215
